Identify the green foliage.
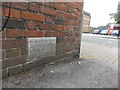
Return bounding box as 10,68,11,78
113,12,120,24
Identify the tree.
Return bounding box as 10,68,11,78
113,12,120,24
110,1,120,24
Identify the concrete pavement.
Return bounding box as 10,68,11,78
2,34,118,88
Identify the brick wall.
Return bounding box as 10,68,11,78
1,2,83,78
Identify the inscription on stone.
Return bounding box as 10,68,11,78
28,37,56,61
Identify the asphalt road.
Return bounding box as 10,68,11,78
81,34,118,50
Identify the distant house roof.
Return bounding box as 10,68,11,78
83,11,91,16
113,24,120,30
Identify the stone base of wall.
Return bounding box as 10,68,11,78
1,50,78,78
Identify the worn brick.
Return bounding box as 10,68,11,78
54,3,68,12
65,20,74,25
4,8,20,19
74,16,81,21
2,56,27,69
40,7,58,16
8,65,22,76
64,13,74,20
53,18,65,25
39,23,55,30
45,16,53,24
28,3,39,12
74,27,80,31
38,2,45,5
21,30,45,37
21,47,28,55
45,31,53,37
27,21,35,30
64,25,74,31
2,2,9,6
0,31,5,39
53,32,67,37
27,21,38,30
77,2,83,11
2,39,27,49
56,37,64,43
6,29,21,38
2,18,25,29
58,11,65,19
21,11,45,22
45,2,54,8
0,69,8,79
56,25,64,31
74,21,80,26
0,51,5,60
66,2,77,9
68,7,74,13
11,2,28,10
6,48,20,58
73,9,81,16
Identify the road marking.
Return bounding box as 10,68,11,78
108,42,111,43
102,44,106,46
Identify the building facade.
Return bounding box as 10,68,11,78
1,2,84,78
82,11,91,33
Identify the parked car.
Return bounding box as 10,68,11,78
108,30,113,35
100,30,109,35
93,30,100,34
112,30,119,36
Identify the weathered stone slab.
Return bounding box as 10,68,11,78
28,37,56,61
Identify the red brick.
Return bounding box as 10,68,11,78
21,30,28,37
6,49,20,58
73,9,81,16
28,3,39,12
2,7,5,16
45,31,53,37
64,13,74,20
40,7,58,16
6,29,21,38
76,2,83,11
74,27,80,31
45,2,54,8
64,26,74,31
74,21,80,26
66,2,77,9
27,21,38,30
21,11,45,22
4,8,20,19
58,11,65,19
45,17,53,23
21,30,45,37
65,20,74,25
74,16,81,21
53,32,67,37
2,39,27,49
27,21,35,30
11,2,28,10
56,25,64,31
39,23,55,30
54,3,68,12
